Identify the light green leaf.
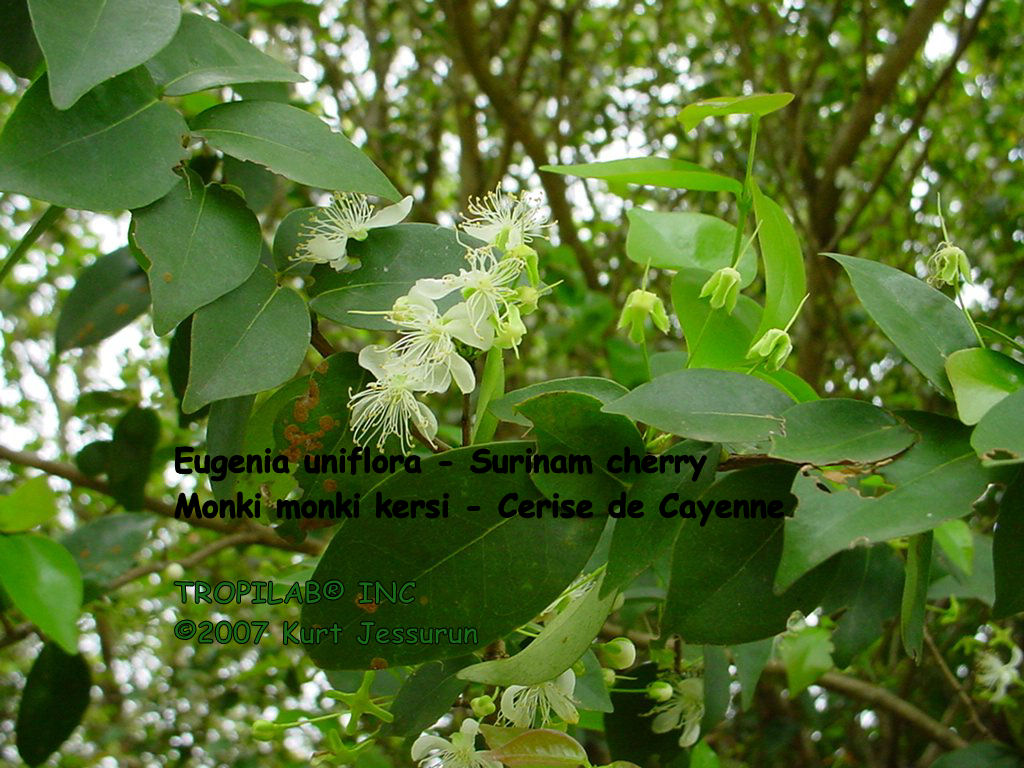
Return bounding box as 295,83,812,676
0,69,187,211
56,247,149,352
28,0,180,109
15,643,91,767
777,626,834,695
542,157,742,196
971,387,1024,466
183,265,310,413
946,348,1024,425
679,93,795,131
751,184,806,338
191,101,399,199
459,574,616,686
146,13,304,96
0,476,57,533
900,532,932,660
602,369,792,445
132,170,263,335
490,377,628,427
770,398,917,465
933,519,974,577
488,729,589,768
671,270,762,371
472,347,504,444
0,534,82,653
753,369,820,403
829,253,978,397
689,741,721,768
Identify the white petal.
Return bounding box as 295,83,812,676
549,691,579,724
450,354,476,394
358,345,393,378
678,718,701,748
444,303,493,349
411,734,451,761
459,718,481,738
553,669,576,696
413,363,451,394
462,222,504,245
367,195,413,229
414,276,461,300
650,705,684,734
414,401,438,442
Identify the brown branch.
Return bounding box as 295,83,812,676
923,627,994,739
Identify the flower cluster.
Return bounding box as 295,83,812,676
300,187,552,453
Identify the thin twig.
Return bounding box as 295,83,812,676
923,627,993,739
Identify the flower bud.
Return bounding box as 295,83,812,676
617,289,670,344
600,637,637,670
470,694,496,718
699,267,742,314
494,305,527,351
252,719,280,741
602,668,617,687
516,285,541,315
747,328,792,371
646,681,674,702
928,245,971,287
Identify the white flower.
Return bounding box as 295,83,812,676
977,646,1023,702
462,187,551,251
349,347,440,452
384,294,481,394
646,677,704,748
499,668,579,727
295,192,413,272
412,718,501,768
415,249,524,333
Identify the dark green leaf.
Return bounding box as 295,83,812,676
15,643,91,766
62,514,153,596
829,547,903,668
732,638,773,709
900,532,932,660
542,157,742,195
0,0,42,78
191,101,399,199
0,69,187,211
387,655,475,737
106,406,160,510
206,395,256,501
930,743,1022,768
993,470,1024,618
490,377,628,427
701,645,730,731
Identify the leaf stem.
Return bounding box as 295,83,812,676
730,116,760,269
0,205,65,284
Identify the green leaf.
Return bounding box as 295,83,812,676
146,13,304,96
541,157,742,196
207,395,256,501
55,247,150,352
488,729,589,768
459,573,616,686
131,170,263,335
828,253,978,397
930,743,1023,768
602,369,792,445
663,465,838,645
993,469,1024,618
828,547,904,668
28,0,180,109
900,532,932,660
183,265,310,413
776,413,992,590
387,655,475,737
751,185,806,338
671,269,763,371
62,514,153,597
0,69,188,211
946,348,1024,425
108,407,160,510
309,224,469,329
933,519,974,577
572,649,613,713
0,476,57,533
777,626,833,695
769,398,917,465
272,206,316,273
605,662,683,765
701,646,730,731
0,534,82,653
300,443,604,669
625,209,755,283
15,643,91,767
928,531,994,606
732,638,773,710
753,369,820,403
971,387,1024,466
516,392,644,510
233,376,308,502
191,101,399,199
604,442,720,596
679,93,795,131
0,0,43,78
689,740,722,768
490,377,628,427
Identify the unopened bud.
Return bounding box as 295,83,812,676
494,305,527,351
516,285,541,315
699,267,742,314
252,719,280,741
646,681,674,702
617,289,670,344
602,668,617,687
470,694,496,718
928,245,971,287
747,328,792,371
600,637,637,670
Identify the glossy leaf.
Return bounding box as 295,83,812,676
971,387,1024,466
207,395,256,501
15,643,91,767
769,398,917,465
946,348,1024,425
829,253,977,397
752,184,806,338
0,475,57,533
993,469,1024,618
459,574,616,686
146,12,303,96
489,729,589,768
55,247,150,352
131,171,263,335
542,157,742,196
191,101,399,199
387,655,475,737
300,443,604,669
0,534,82,653
28,0,180,109
602,369,792,444
309,224,468,329
679,92,795,131
183,265,310,413
490,376,628,427
671,269,762,371
0,69,187,211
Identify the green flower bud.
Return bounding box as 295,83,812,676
517,285,541,315
507,244,540,286
600,637,637,670
572,659,587,677
927,245,971,287
470,694,496,717
494,305,527,351
699,267,742,314
601,668,617,687
646,681,674,702
617,289,670,344
252,719,281,741
747,328,792,371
